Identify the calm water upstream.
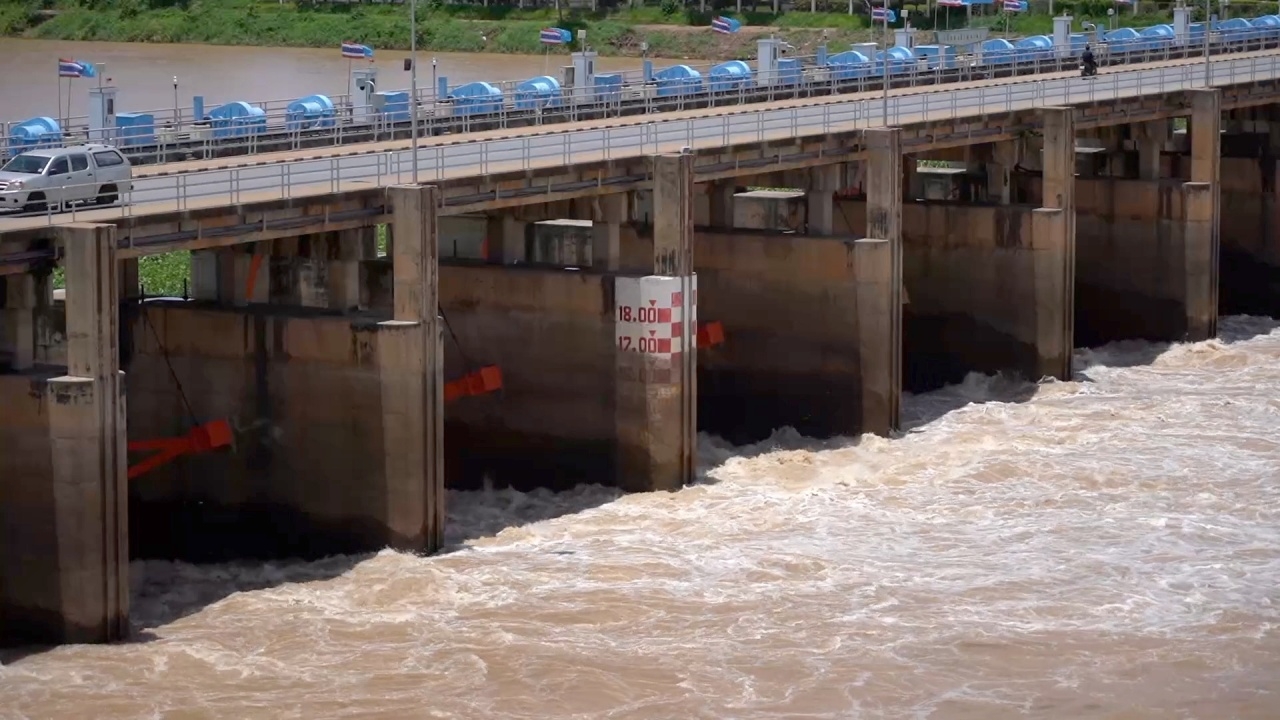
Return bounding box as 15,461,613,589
1,316,1278,718
0,39,655,124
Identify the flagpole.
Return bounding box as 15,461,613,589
882,8,889,126
411,0,419,184
57,72,63,138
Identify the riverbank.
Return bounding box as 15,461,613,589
0,1,881,60
0,0,1199,61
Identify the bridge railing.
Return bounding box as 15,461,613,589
13,51,1279,232
4,30,1276,164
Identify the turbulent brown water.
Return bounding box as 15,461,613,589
3,316,1280,719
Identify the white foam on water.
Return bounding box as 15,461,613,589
3,317,1280,719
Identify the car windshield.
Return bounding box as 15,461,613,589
1,154,52,174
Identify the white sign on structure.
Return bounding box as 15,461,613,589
614,275,698,356
936,28,990,47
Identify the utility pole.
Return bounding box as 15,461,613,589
411,0,419,183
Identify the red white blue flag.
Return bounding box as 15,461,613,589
341,41,373,59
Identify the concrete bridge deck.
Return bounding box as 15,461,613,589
1,49,1275,247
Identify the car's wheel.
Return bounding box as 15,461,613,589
96,184,119,205
22,193,47,213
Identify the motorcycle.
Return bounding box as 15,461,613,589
1080,63,1098,78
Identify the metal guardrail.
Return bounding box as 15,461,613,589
5,51,1279,232
2,30,1273,164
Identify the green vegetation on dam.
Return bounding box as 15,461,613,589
0,0,1209,60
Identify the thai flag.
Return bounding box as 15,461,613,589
540,27,569,45
341,41,371,59
711,16,741,34
58,58,85,78
1003,0,1027,10
937,0,965,6
870,6,898,23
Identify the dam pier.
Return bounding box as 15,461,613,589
3,50,1280,647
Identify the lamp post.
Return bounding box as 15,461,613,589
173,76,179,130
1203,0,1212,87
410,0,419,184
882,7,890,126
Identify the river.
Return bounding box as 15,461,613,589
1,316,1278,718
0,39,655,125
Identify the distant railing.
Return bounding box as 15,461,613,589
1,28,1273,164
4,50,1273,233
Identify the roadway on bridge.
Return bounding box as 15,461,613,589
122,53,1219,180
1,50,1276,236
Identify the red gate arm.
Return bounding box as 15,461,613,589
127,419,234,480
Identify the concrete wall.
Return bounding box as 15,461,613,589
0,372,58,645
369,261,620,490
1071,178,1203,345
900,203,1058,388
1216,156,1280,316
820,199,1062,389
126,303,410,561
695,231,878,442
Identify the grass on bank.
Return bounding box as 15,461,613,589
2,0,1258,58
51,250,190,296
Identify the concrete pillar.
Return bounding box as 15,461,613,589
1186,88,1222,341
615,154,696,492
383,185,445,551
189,248,233,302
591,193,626,272
807,164,841,235
1136,120,1168,181
119,258,139,300
273,230,374,311
45,223,128,643
1035,107,1077,380
4,274,37,370
189,246,268,305
485,215,527,265
902,157,920,201
292,234,333,309
1267,106,1280,155
708,181,736,229
987,140,1017,204
328,226,375,311
862,128,903,435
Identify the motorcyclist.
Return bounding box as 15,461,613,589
1081,44,1097,75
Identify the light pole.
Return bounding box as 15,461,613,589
173,76,179,130
1203,0,1212,87
410,0,419,184
882,8,890,126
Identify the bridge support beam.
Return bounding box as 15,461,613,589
983,140,1018,204
707,181,736,229
3,273,41,370
806,164,841,235
485,216,527,265
1186,89,1220,341
1037,107,1077,380
615,154,696,492
2,223,129,647
861,128,903,434
591,193,627,272
383,184,446,550
1135,119,1169,181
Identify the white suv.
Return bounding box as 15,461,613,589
0,144,134,213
